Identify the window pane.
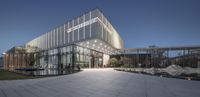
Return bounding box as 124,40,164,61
79,28,84,40
91,9,101,19
79,15,84,24
74,18,79,26
85,13,90,21
85,25,90,38
74,29,78,42
91,22,101,38
69,32,73,43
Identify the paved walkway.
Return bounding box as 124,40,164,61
0,68,200,97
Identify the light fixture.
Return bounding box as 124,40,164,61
87,42,89,44
94,40,97,43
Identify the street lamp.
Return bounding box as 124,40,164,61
2,52,6,55
1,52,6,69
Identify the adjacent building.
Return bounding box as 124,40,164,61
0,57,3,69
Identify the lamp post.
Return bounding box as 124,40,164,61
2,52,6,55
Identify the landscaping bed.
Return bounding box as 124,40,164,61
115,65,200,81
0,69,37,80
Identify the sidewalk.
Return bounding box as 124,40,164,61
0,68,200,97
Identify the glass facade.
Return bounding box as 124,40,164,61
3,9,124,70
38,44,103,69
26,9,124,50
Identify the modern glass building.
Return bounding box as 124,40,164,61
3,8,124,70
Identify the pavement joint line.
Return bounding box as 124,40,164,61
144,75,148,97
19,84,40,97
0,87,7,97
1,69,200,97
159,78,177,97
26,83,55,97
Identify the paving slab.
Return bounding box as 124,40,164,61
0,68,200,97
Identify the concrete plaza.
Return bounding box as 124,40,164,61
0,68,200,97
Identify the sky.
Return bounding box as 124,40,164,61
0,0,200,55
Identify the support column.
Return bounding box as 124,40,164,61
72,44,75,69
167,50,169,66
137,50,139,67
57,48,62,70
198,56,200,68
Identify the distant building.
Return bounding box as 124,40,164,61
110,54,151,68
0,57,3,69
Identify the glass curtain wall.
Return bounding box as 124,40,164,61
38,44,103,69
74,45,103,68
26,9,124,51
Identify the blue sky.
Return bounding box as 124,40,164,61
0,0,200,54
